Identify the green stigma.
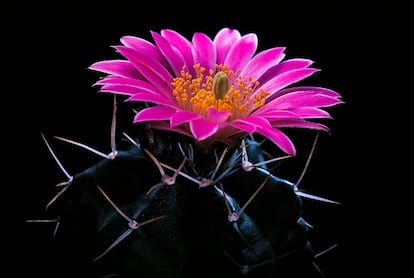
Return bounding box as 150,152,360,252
212,71,230,100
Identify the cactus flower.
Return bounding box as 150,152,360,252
89,28,343,156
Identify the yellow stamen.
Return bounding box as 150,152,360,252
171,64,269,120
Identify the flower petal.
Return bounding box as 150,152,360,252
115,46,173,85
288,107,332,119
94,77,159,94
151,31,186,76
233,116,272,129
113,46,173,97
206,108,230,124
126,93,177,108
254,110,299,120
213,28,241,65
256,68,320,97
88,60,143,79
120,35,165,64
240,47,286,81
189,118,218,141
161,29,196,77
272,86,342,100
265,91,344,110
192,32,216,71
271,119,329,132
149,121,193,137
224,33,258,71
258,58,314,84
256,127,296,156
228,122,256,134
170,110,200,126
133,106,175,122
100,84,157,96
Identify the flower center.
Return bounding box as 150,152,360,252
171,64,269,120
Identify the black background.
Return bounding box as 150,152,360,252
5,1,403,277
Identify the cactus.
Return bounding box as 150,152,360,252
27,27,343,278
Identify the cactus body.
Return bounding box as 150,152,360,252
30,128,339,278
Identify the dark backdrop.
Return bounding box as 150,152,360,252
5,1,394,277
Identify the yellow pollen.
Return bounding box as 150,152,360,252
171,64,269,120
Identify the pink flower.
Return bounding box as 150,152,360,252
89,28,343,156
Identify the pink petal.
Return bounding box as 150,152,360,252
256,127,296,156
170,110,200,126
126,92,177,108
120,36,165,64
88,60,143,79
149,121,193,137
189,118,218,141
232,116,272,131
254,110,299,119
115,46,173,83
160,29,196,76
100,84,157,96
113,47,173,97
265,91,344,110
133,106,175,122
151,31,187,76
288,107,332,119
258,58,314,84
213,28,241,65
256,68,320,97
206,108,230,123
272,86,342,100
240,47,286,81
228,122,256,134
94,77,159,94
224,33,258,71
271,119,329,131
192,32,216,71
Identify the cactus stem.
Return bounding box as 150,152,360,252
97,185,132,222
219,176,271,250
160,162,201,185
146,157,187,195
238,175,270,216
144,148,187,192
223,249,296,276
94,186,167,262
92,229,133,262
218,183,254,250
92,215,166,262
